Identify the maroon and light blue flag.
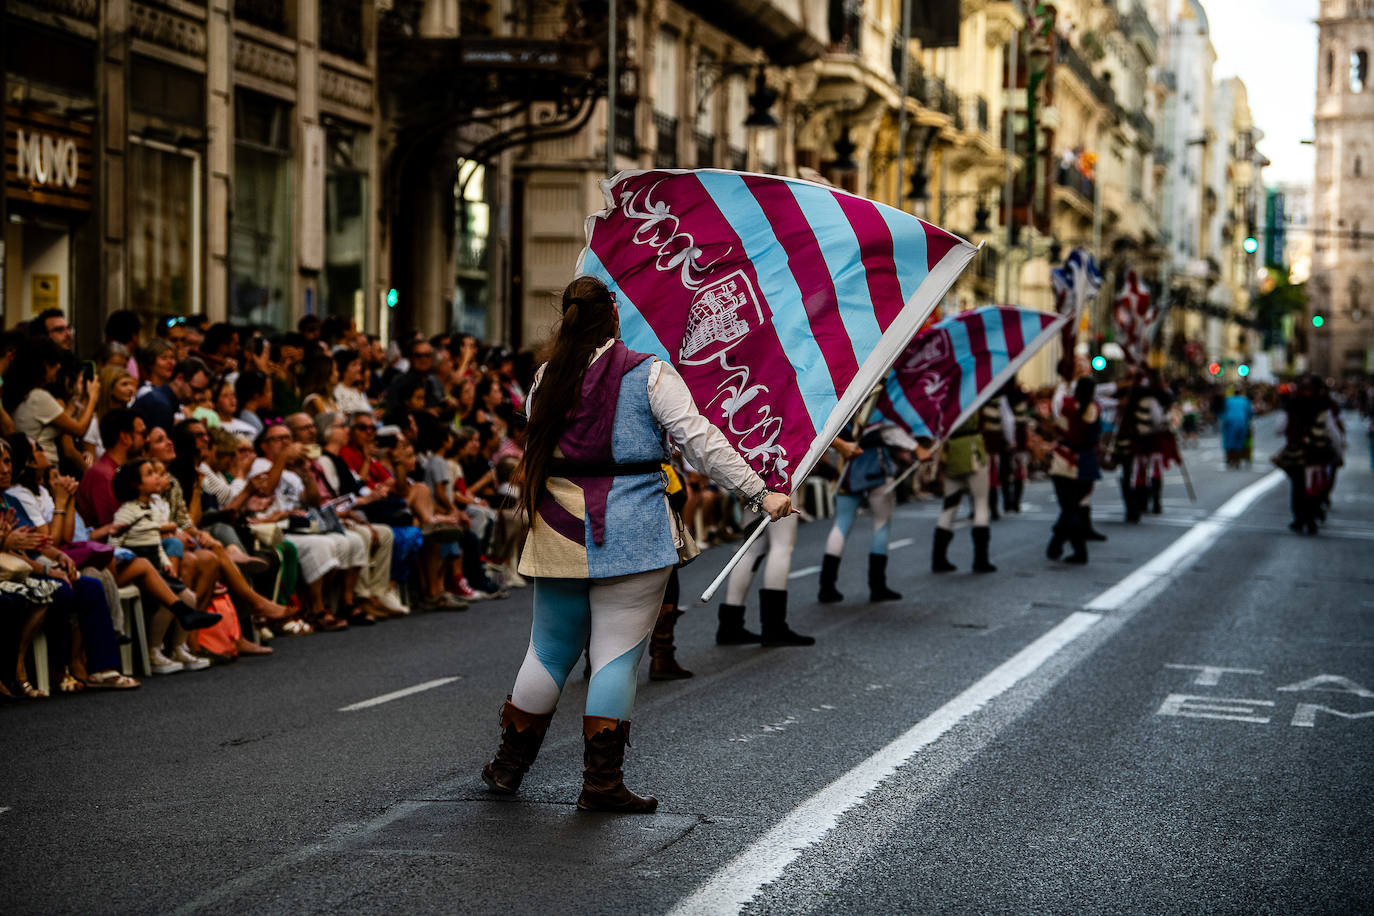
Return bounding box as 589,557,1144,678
875,305,1074,441
1051,247,1103,362
575,169,977,493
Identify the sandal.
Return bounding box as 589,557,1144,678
58,674,85,694
17,681,48,699
85,671,140,690
313,613,349,632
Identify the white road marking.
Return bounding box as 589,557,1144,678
788,565,821,580
1085,470,1284,612
337,677,461,712
0,807,9,816
889,538,915,549
1165,664,1264,686
1155,693,1275,724
667,611,1102,916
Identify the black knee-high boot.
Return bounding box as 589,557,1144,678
716,602,760,645
482,696,555,794
818,554,844,603
1081,505,1107,541
932,528,957,572
760,588,814,646
868,554,901,601
971,526,996,573
1150,478,1163,514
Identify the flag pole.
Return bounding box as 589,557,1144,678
698,516,770,604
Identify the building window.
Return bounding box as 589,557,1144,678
452,159,490,336
234,0,286,33
322,121,369,326
128,140,201,326
1356,155,1363,177
653,28,680,168
727,73,747,168
319,0,365,62
231,90,293,327
1353,50,1369,92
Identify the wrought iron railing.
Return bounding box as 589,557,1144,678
729,147,747,171
614,99,637,157
1056,34,1115,107
654,112,679,169
1055,163,1096,204
695,131,715,168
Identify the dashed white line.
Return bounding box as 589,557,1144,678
338,677,462,712
788,565,822,580
888,538,915,550
0,807,9,816
668,611,1103,916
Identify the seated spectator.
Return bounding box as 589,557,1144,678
234,368,273,436
76,408,146,530
6,336,100,467
133,356,209,436
301,353,339,417
332,349,372,416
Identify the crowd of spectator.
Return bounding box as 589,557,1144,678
0,308,530,697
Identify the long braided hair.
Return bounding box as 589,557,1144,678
518,277,619,520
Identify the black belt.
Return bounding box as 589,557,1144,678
550,459,662,477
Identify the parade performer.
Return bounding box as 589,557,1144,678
716,511,811,645
648,459,692,680
1274,375,1338,534
980,389,1014,520
1047,378,1100,564
932,416,996,574
818,427,914,603
1111,370,1173,522
1001,380,1033,513
481,278,791,813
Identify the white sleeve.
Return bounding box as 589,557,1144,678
998,395,1016,443
878,425,920,451
647,360,767,499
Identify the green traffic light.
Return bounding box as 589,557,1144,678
1091,356,1106,371
1312,314,1324,328
1238,364,1250,377
386,288,399,308
1243,237,1259,254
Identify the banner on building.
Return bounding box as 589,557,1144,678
577,168,978,494
875,305,1071,442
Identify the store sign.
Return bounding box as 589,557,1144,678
5,106,93,212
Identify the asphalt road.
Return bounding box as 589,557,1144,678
3,415,1372,915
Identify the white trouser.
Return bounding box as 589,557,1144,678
937,471,990,529
346,522,394,598
725,511,798,604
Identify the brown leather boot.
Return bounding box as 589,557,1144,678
576,716,658,813
481,696,554,795
649,604,693,680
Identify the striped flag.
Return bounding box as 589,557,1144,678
875,305,1074,441
1050,248,1103,365
576,169,978,493
1112,269,1158,366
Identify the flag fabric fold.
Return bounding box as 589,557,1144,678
1112,269,1158,366
1050,248,1103,362
875,304,1074,442
575,168,978,494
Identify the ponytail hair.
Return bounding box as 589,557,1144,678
518,277,619,520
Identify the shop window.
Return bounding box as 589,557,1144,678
322,122,370,326
452,159,490,336
230,90,293,327
129,140,200,326
5,21,95,95
1352,50,1369,93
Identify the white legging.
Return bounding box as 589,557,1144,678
509,566,673,720
824,488,896,556
937,471,990,530
725,511,798,604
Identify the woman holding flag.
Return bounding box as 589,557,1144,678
481,276,791,813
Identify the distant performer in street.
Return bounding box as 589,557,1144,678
716,509,812,647
818,424,914,603
1220,386,1253,469
481,277,790,814
1047,377,1100,564
1112,369,1173,521
1275,374,1338,535
932,416,997,574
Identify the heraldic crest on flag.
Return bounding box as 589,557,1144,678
876,304,1073,442
576,168,979,493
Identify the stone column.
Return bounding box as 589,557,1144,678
206,0,232,321
99,0,129,323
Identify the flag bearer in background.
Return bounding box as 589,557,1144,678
932,416,997,574
648,459,692,679
817,424,918,604
715,509,810,647
1002,379,1033,513
980,386,1015,520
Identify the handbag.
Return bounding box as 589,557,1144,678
0,552,32,582
60,540,116,569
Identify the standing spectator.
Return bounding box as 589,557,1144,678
104,309,144,381
196,323,240,377
300,353,339,417
234,368,274,435
82,367,137,460
332,349,372,416
268,333,307,415
210,377,258,437
29,308,75,351
134,339,177,398
159,317,192,360
7,337,100,466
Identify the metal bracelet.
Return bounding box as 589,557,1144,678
746,488,770,514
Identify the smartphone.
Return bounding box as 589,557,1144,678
82,361,96,383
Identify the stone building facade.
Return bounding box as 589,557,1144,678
1312,0,1374,377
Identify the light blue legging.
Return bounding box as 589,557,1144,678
509,566,672,720
824,488,897,558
